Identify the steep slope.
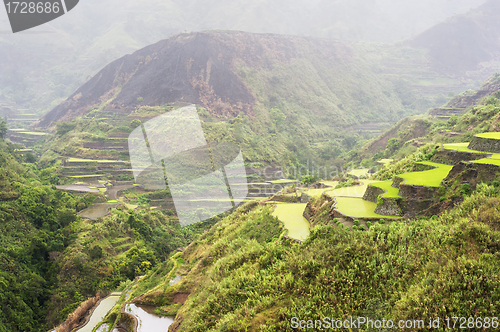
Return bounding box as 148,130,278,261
112,188,500,331
36,31,403,128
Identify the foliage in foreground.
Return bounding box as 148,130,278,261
131,184,500,331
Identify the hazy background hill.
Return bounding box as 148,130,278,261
0,0,490,114
408,0,500,75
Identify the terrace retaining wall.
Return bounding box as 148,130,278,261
431,149,485,165
398,182,437,201
362,186,384,203
375,197,402,216
468,136,500,153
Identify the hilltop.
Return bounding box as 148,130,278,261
36,31,406,128
33,30,478,170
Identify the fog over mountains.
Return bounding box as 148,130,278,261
0,0,489,113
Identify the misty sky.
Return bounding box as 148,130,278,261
0,0,491,112
0,0,489,40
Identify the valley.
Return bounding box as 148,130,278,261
3,2,500,330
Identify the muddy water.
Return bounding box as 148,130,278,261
77,294,121,332
272,203,310,241
56,185,100,193
125,304,174,332
79,203,118,220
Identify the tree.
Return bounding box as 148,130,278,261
0,118,7,140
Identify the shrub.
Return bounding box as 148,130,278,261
354,219,360,226
130,119,142,129
352,225,358,231
359,225,365,231
137,96,143,102
366,221,372,228
461,183,472,196
379,219,385,224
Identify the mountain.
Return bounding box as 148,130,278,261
36,31,403,127
408,0,500,76
35,30,467,167
0,0,489,114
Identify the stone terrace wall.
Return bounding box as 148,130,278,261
468,136,500,153
431,149,486,165
362,185,385,203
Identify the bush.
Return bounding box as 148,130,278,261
379,219,385,224
354,219,360,226
352,225,358,231
359,225,365,231
130,119,142,129
366,221,372,228
89,245,103,260
461,183,472,196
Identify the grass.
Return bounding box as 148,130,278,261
334,197,396,218
476,132,500,139
272,203,310,241
398,162,453,187
368,181,400,198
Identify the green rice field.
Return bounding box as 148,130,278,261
476,132,500,139
470,158,500,166
302,182,338,198
398,161,453,187
444,142,500,161
272,203,310,241
368,181,400,198
267,179,298,184
67,158,126,163
334,197,396,218
325,180,381,198
347,168,370,177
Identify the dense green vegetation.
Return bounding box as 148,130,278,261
124,182,500,331
0,139,216,331
3,35,500,332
